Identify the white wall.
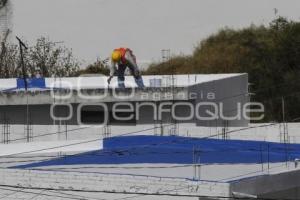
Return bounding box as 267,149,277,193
1,122,300,144
0,168,230,198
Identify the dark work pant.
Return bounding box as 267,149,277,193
117,64,144,88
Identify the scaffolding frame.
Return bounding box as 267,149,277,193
1,114,10,144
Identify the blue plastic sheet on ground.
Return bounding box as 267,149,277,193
13,135,300,169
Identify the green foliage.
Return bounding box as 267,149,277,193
78,60,110,76
144,56,192,75
0,36,80,78
0,0,8,8
27,37,79,77
145,17,300,122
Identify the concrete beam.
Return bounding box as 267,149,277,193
0,169,230,198
0,87,190,105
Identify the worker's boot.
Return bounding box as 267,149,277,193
118,76,126,89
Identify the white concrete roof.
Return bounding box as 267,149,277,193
30,162,291,183
0,140,101,156
0,74,246,90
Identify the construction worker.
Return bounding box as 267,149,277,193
107,47,145,88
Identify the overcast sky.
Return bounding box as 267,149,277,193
11,0,300,67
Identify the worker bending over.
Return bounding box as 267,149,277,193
107,47,145,88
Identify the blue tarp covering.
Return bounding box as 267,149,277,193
17,78,46,89
14,135,300,169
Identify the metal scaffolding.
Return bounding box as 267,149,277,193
1,114,10,144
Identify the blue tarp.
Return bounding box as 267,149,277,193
13,135,300,169
17,78,46,89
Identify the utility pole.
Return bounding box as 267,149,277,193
16,36,31,142
281,97,289,167
281,97,289,143
16,36,28,90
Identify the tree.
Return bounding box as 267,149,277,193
0,36,80,78
0,42,19,78
144,16,300,122
27,37,79,77
78,59,110,76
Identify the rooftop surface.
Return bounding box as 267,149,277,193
1,123,300,199
7,135,300,183
0,74,245,91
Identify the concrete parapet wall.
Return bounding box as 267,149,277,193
230,168,300,198
0,87,190,105
0,168,230,197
